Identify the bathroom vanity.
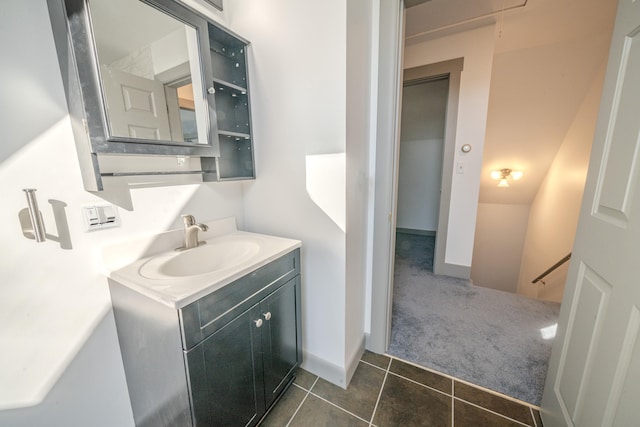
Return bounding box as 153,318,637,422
106,219,301,426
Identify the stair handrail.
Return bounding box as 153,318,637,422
532,252,572,285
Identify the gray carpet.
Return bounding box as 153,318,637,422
388,232,560,405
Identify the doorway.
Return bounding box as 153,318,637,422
386,60,561,405
389,67,560,406
368,11,559,405
370,0,616,412
399,59,463,277
395,76,448,271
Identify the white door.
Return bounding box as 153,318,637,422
100,66,172,141
541,0,640,425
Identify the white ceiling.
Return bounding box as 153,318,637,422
405,0,617,205
405,0,526,37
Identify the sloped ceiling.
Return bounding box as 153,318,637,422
405,0,526,36
405,0,617,205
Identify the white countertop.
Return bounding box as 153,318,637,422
105,218,301,309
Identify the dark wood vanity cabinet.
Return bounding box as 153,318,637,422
109,249,302,427
186,276,301,426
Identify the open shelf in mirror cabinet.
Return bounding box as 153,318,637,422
206,23,255,181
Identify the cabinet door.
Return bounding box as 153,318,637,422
185,304,265,427
260,277,302,408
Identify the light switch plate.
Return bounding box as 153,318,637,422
83,204,120,231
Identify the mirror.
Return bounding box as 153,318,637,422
47,0,227,191
47,0,219,156
88,0,208,144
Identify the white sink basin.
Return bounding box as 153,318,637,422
139,236,261,279
106,218,301,308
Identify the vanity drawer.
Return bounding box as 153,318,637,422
180,249,299,349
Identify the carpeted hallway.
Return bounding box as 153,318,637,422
388,232,560,406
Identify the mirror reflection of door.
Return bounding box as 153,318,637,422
100,66,172,140
88,0,206,143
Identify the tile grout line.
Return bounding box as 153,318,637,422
292,383,308,392
360,359,388,372
368,357,392,427
359,358,535,427
323,357,535,427
285,376,318,427
385,353,540,410
305,390,372,425
386,371,452,399
453,396,533,427
373,358,535,426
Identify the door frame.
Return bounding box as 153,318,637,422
403,59,463,277
367,0,405,354
367,0,464,353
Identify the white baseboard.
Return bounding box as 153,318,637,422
301,351,347,389
345,336,366,386
436,262,471,279
396,227,436,236
301,336,366,390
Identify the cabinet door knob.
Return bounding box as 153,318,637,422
254,318,263,328
207,87,215,94
262,312,272,321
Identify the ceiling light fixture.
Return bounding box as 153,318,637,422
490,168,523,187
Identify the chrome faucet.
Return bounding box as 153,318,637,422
176,214,209,251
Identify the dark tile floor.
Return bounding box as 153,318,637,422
261,351,543,427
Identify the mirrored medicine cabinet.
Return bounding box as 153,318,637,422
47,0,254,191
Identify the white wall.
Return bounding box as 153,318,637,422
221,0,354,385
517,62,606,302
0,1,244,425
397,78,447,232
403,25,495,268
471,203,530,293
1,6,375,427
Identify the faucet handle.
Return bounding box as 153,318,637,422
181,214,195,227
